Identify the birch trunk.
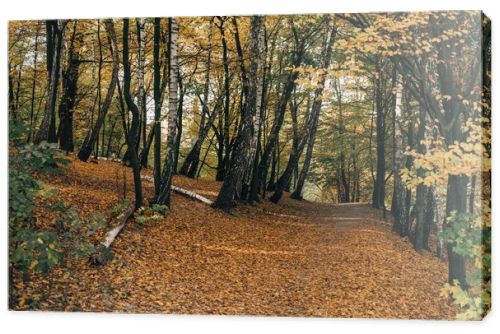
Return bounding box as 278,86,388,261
155,18,180,207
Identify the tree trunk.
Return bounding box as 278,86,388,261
372,61,386,209
35,20,66,144
27,23,41,142
179,19,214,178
270,99,307,203
255,38,305,200
215,18,232,182
291,23,335,200
78,20,119,162
155,18,180,207
122,18,144,209
152,18,163,197
58,21,81,152
391,78,406,236
136,19,148,166
213,16,262,211
414,104,431,252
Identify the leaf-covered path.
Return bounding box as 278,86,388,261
19,157,455,318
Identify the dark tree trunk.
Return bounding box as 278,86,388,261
8,64,16,120
136,19,147,158
414,106,428,252
422,186,435,250
174,73,184,173
270,99,307,203
105,118,117,157
122,18,144,209
372,61,386,209
255,40,305,200
213,16,262,211
266,145,277,192
215,17,231,182
179,19,214,178
78,20,119,162
152,18,162,197
291,23,335,200
391,79,406,236
58,21,81,152
35,20,66,145
27,23,41,142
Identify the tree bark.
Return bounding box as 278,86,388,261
179,19,214,178
28,23,41,142
136,19,148,166
58,21,81,152
413,103,433,252
291,23,335,200
152,18,162,198
155,18,180,207
78,20,119,162
372,61,386,209
213,16,262,211
391,78,406,236
35,20,66,144
122,18,144,209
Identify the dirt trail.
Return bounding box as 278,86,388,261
19,157,455,319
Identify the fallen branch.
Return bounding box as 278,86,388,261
97,156,123,163
171,185,214,205
141,175,213,205
90,204,135,266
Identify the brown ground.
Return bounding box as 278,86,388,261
12,155,456,319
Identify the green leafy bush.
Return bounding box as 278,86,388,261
441,211,491,320
111,199,132,217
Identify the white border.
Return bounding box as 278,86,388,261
1,1,498,333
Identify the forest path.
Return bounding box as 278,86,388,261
26,156,455,319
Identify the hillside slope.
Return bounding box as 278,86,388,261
14,156,455,319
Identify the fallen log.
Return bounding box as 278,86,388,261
141,175,213,205
171,185,214,205
90,204,135,266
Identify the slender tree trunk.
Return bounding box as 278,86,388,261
270,100,307,203
291,23,335,200
105,118,117,157
215,18,231,182
391,78,406,236
78,21,119,161
413,106,428,252
256,41,304,200
8,64,16,120
372,61,386,209
155,18,180,207
136,19,148,166
174,73,184,173
179,19,214,178
122,18,144,209
153,17,162,198
28,23,41,142
444,120,468,286
35,20,66,144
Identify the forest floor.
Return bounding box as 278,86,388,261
13,155,456,319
